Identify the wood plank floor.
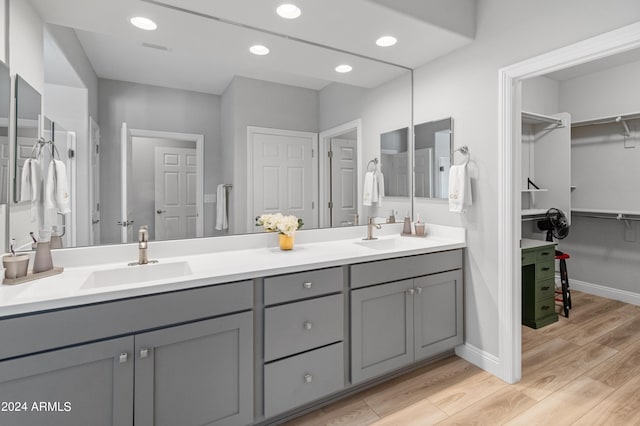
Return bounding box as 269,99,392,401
284,291,640,425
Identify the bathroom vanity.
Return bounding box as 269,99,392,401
0,224,465,426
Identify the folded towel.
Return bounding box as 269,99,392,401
45,160,71,214
20,158,43,222
448,164,472,213
375,170,385,207
363,171,375,206
215,184,228,230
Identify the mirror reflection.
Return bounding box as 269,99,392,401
8,1,412,250
380,127,409,197
414,117,453,199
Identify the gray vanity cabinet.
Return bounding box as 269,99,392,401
134,311,253,426
350,250,463,384
0,337,134,426
350,279,415,383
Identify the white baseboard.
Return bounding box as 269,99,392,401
455,343,503,380
564,276,640,306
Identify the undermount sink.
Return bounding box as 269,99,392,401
82,261,193,289
354,237,426,251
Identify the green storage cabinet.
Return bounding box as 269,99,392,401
521,240,558,328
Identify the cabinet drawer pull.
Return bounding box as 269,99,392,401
303,282,313,289
303,321,313,330
119,352,128,363
541,252,550,256
541,267,551,271
541,305,550,311
140,348,149,359
541,286,550,291
407,288,415,296
304,373,313,383
416,287,423,294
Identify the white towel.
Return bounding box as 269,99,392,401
45,160,71,214
363,171,375,206
20,158,43,222
448,164,472,213
375,170,385,207
215,184,228,230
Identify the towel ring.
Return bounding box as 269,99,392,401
367,158,379,172
453,146,470,166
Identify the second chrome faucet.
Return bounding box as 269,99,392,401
129,225,158,266
364,217,382,240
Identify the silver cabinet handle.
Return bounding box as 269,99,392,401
303,282,313,289
304,374,313,383
416,287,423,294
407,288,415,295
303,321,313,330
119,352,128,363
140,348,149,359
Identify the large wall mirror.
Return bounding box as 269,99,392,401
8,0,414,250
0,62,10,252
414,117,453,199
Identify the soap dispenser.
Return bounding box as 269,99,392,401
402,211,412,235
33,230,54,273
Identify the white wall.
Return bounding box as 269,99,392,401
0,0,6,64
98,79,222,244
9,0,43,92
412,0,640,363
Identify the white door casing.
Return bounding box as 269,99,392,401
319,119,363,228
247,126,318,232
120,123,133,243
154,146,198,240
330,138,358,227
89,116,100,245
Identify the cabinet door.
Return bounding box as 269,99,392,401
351,279,414,384
414,270,463,361
0,337,134,426
134,311,253,426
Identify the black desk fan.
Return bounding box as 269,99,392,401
537,208,572,317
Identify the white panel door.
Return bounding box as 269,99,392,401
120,122,134,243
250,128,316,232
89,117,100,245
154,146,198,240
330,138,357,227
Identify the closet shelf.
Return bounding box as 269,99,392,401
572,112,640,128
521,189,549,193
522,111,565,127
522,208,549,216
572,208,640,223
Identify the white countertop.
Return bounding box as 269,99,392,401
0,223,465,317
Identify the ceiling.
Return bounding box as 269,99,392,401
31,0,476,95
545,47,640,81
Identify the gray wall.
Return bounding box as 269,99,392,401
98,79,221,244
227,76,319,234
412,0,640,359
557,59,640,296
318,82,367,132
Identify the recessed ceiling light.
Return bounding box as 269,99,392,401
376,36,397,47
250,45,270,56
130,16,157,31
276,4,302,19
335,64,353,73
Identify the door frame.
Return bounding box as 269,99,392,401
246,126,319,231
125,127,204,239
496,21,640,384
318,119,362,227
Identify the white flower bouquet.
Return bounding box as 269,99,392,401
255,213,303,236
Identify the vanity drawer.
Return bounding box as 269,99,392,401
264,267,343,305
264,294,343,362
536,260,555,280
532,297,556,320
536,247,555,262
350,249,463,289
264,342,344,418
521,250,536,266
0,280,253,361
535,278,555,301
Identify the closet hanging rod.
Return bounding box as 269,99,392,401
572,112,640,128
521,111,564,127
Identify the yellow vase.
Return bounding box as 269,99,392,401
279,234,295,250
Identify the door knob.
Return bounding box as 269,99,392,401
156,210,167,214
92,219,100,224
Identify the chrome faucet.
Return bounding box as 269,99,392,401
364,217,382,240
129,225,158,266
